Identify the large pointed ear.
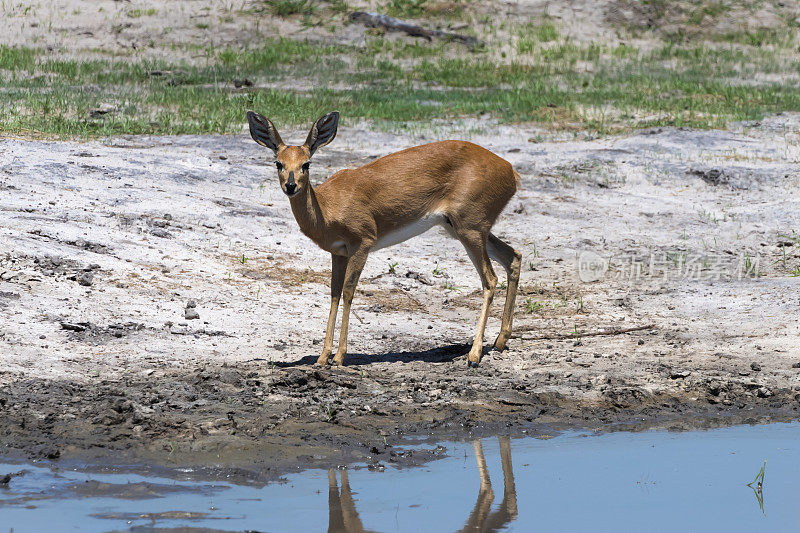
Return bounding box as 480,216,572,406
247,111,284,155
304,111,339,157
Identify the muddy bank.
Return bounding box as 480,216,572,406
1,360,799,483
2,116,800,479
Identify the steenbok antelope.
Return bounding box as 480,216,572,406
247,111,521,367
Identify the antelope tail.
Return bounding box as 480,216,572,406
512,169,522,190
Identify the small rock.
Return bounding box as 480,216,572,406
185,308,200,320
77,272,94,286
150,228,172,239
0,471,23,486
691,167,728,186
89,103,116,118
405,270,433,286
757,387,773,398
186,300,197,309
45,448,60,460
792,362,800,369
750,362,762,372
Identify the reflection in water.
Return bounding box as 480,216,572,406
458,436,518,532
327,468,379,533
326,436,518,532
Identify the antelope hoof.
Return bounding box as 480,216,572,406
493,333,509,351
467,349,482,367
315,353,332,367
332,354,346,367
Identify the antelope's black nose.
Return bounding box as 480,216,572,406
284,182,297,195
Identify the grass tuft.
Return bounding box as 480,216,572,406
264,0,316,17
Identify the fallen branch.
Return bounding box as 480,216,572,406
515,323,656,341
350,12,484,48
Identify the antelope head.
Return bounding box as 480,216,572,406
246,110,339,198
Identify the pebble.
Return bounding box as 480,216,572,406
77,272,94,286
185,308,200,320
150,227,172,238
750,362,762,372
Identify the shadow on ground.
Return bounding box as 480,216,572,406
272,343,472,368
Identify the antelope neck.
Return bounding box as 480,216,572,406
289,183,326,245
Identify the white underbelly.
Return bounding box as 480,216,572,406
372,213,447,251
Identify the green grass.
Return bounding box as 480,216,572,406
127,8,158,18
263,0,316,17
525,298,543,313
710,28,786,47
687,2,730,25
517,21,560,53
1,29,800,138
384,0,429,19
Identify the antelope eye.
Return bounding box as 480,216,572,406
301,162,310,173
275,161,283,171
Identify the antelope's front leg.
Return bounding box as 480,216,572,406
317,254,348,366
332,247,369,366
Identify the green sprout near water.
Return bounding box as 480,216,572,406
747,460,766,490
747,460,766,516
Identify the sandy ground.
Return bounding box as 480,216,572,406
1,115,799,475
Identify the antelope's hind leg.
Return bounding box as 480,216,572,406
317,254,348,366
487,233,522,351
